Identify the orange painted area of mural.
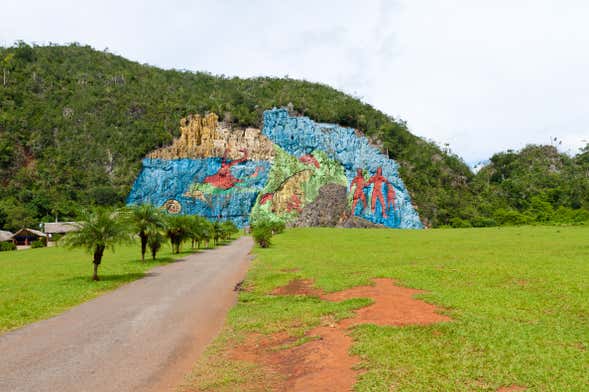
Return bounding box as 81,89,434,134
299,154,320,168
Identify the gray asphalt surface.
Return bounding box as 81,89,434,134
0,236,253,392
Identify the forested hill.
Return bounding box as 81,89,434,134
0,43,587,230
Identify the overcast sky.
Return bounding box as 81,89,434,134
2,0,588,165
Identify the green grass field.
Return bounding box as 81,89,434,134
187,226,589,391
0,242,193,333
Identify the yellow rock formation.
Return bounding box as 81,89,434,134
147,113,275,160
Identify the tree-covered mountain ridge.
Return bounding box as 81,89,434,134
0,43,587,230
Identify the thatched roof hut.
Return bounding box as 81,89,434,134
0,230,14,242
44,222,80,235
12,228,47,246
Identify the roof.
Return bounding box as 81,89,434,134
0,230,13,242
44,222,80,234
13,228,47,238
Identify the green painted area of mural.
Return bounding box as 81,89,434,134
187,182,260,196
250,146,348,225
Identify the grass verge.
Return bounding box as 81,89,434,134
185,226,589,391
0,241,196,333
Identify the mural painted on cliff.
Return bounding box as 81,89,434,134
127,109,423,229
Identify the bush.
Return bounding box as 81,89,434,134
471,216,497,227
493,209,531,226
269,220,286,234
31,240,46,248
0,242,16,251
252,224,273,248
553,206,589,224
449,217,472,228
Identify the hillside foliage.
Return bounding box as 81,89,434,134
0,43,587,229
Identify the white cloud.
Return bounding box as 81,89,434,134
2,0,588,163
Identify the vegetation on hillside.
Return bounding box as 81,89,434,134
0,42,587,229
467,144,589,227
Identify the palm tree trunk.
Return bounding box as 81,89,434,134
92,263,100,281
92,245,105,281
140,232,147,261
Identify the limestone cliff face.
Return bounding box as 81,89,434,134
129,109,423,229
148,113,275,161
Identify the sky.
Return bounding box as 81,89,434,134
2,0,588,166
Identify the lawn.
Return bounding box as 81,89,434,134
0,242,193,333
186,226,589,391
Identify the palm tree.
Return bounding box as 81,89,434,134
127,204,165,261
201,219,213,248
187,215,209,249
212,221,222,246
165,215,191,254
221,221,238,241
62,208,132,281
146,225,164,261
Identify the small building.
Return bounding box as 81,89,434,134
12,228,47,247
0,230,14,243
43,222,79,242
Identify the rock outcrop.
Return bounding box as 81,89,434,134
148,113,275,161
339,216,385,229
294,184,348,227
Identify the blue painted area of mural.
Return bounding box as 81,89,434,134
127,158,271,227
263,109,423,228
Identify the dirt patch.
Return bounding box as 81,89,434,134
323,278,451,327
271,278,324,297
228,278,451,391
497,385,527,392
229,326,359,392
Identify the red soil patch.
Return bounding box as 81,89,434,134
271,278,323,297
323,278,451,327
231,327,359,391
497,385,527,392
228,278,451,391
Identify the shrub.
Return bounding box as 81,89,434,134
0,242,16,251
269,220,286,234
252,224,273,248
493,209,531,226
471,216,497,227
553,206,589,224
31,240,46,248
449,217,472,228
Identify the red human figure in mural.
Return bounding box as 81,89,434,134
204,148,249,190
368,167,390,218
350,168,368,214
387,182,396,211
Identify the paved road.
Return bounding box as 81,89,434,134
0,236,253,392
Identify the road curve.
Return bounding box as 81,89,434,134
0,236,254,392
